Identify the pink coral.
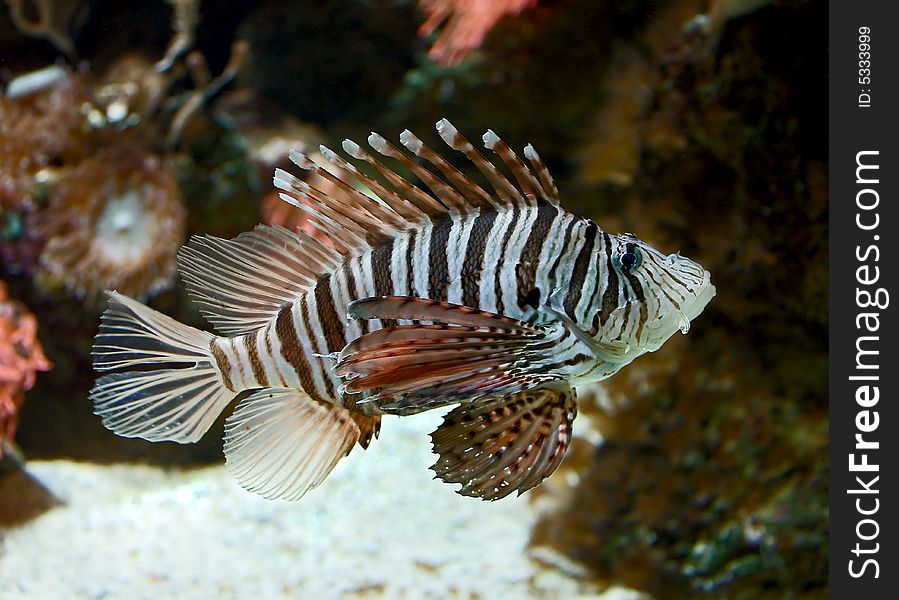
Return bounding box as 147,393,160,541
0,281,52,458
418,0,538,65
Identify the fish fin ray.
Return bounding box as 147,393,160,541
351,413,381,449
483,129,547,202
336,297,562,413
435,119,525,207
223,388,361,501
178,224,340,335
273,120,552,257
90,292,234,443
430,387,577,501
346,296,538,333
523,143,559,204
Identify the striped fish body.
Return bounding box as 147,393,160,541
211,201,617,412
91,120,715,502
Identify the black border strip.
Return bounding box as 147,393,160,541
830,1,898,595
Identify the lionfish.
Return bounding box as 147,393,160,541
90,120,715,501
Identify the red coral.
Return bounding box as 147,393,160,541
418,0,538,65
0,281,52,458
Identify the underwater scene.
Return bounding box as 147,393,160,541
1,0,826,598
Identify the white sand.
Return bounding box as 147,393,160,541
0,411,644,600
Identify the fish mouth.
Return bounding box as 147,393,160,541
639,270,715,351
682,270,716,323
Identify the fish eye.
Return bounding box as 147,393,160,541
616,247,642,273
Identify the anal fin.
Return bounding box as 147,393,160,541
223,388,361,500
430,387,577,501
351,413,381,449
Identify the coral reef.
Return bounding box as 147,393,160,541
35,148,186,300
1,19,254,288
0,3,262,468
532,0,828,597
0,280,52,459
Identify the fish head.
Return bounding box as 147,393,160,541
594,233,715,358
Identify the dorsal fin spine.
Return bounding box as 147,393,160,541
368,132,468,212
344,140,449,218
317,144,413,231
435,119,524,207
279,162,373,238
399,129,496,209
181,120,556,336
337,139,438,218
483,129,543,200
523,144,559,203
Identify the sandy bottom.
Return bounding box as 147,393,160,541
0,411,644,599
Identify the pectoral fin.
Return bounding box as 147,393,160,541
430,387,577,501
541,297,630,362
335,297,562,414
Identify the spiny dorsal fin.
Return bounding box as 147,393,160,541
273,119,560,256
182,121,559,335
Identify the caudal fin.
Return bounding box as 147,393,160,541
90,291,234,444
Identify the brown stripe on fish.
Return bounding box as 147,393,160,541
516,200,557,309
563,222,597,318
263,325,288,386
405,228,417,297
622,264,648,344
371,239,396,327
344,258,369,335
579,234,606,335
390,232,412,298
244,331,269,387
372,239,395,297
538,333,591,376
596,231,620,331
657,261,690,291
302,294,336,399
446,212,477,305
642,255,683,310
428,216,452,302
546,214,578,284
461,209,498,307
225,337,252,389
411,222,432,299
275,304,323,403
564,353,592,366
315,273,347,354
209,339,235,391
